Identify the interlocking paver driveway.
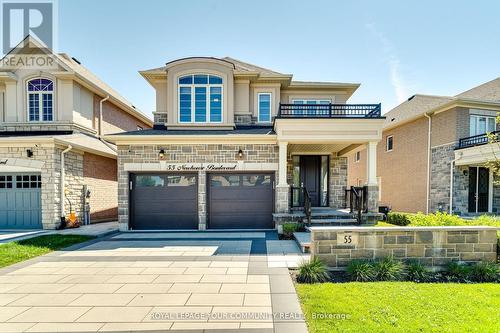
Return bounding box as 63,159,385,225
0,231,308,332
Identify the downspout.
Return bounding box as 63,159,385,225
424,113,432,214
60,145,73,220
449,152,462,214
98,95,110,137
98,95,117,153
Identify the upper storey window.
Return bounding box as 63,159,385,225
470,115,496,136
178,74,223,123
27,78,54,121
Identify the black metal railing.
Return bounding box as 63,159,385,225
345,186,368,223
304,188,312,225
291,186,304,208
457,131,499,149
277,103,382,118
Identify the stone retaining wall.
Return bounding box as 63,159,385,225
310,226,498,270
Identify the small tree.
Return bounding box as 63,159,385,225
483,112,500,184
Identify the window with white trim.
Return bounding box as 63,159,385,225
470,115,496,136
27,78,54,121
178,74,223,123
354,151,360,163
258,93,272,123
386,135,393,152
292,99,331,104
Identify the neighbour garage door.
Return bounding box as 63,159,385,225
208,173,274,229
130,173,198,230
0,174,42,229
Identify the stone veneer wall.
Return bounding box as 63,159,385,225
430,144,455,212
117,144,279,231
329,156,347,208
311,226,498,270
0,145,85,229
153,112,167,124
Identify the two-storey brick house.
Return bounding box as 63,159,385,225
0,36,152,229
106,57,384,231
348,77,500,215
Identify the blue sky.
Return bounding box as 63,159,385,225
58,0,500,117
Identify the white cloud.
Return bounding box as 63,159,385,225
366,23,410,103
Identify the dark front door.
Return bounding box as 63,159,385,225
130,173,198,230
300,156,320,207
208,173,274,229
468,167,489,213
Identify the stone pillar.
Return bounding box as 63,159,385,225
329,156,347,208
276,141,289,213
198,170,207,230
366,185,379,213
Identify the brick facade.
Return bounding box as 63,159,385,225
94,97,151,134
83,153,118,222
311,226,498,269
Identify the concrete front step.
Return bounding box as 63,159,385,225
293,232,311,253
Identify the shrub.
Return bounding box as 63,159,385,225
346,260,375,282
282,223,301,238
387,212,413,226
469,262,499,282
297,257,330,283
446,262,472,282
373,257,405,281
406,260,430,282
410,212,466,227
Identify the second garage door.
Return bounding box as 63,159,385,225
208,173,274,229
130,173,198,230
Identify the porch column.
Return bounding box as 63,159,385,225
366,141,378,186
365,141,379,213
276,141,289,213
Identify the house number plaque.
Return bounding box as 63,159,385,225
337,232,358,246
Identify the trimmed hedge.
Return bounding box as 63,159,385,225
387,212,414,226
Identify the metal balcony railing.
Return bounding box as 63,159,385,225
457,131,499,149
277,103,382,118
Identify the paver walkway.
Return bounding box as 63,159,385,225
0,231,308,332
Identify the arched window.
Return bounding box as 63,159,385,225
178,74,223,123
27,78,54,121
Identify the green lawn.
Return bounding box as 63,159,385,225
296,282,500,333
0,234,95,268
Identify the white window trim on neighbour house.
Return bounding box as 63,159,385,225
178,74,223,124
386,135,393,152
257,92,272,123
26,78,54,122
469,114,496,136
354,151,360,163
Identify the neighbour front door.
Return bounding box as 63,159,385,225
468,167,490,213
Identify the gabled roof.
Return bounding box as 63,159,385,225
383,94,453,128
384,77,500,130
1,36,152,126
455,77,500,102
221,57,285,76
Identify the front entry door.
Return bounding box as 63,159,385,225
300,156,320,206
468,167,490,213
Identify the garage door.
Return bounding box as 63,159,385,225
0,174,42,229
208,173,274,229
130,173,198,230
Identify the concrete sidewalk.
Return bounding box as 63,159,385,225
0,231,308,332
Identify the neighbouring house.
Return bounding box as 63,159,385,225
105,57,384,231
0,36,152,229
347,77,500,215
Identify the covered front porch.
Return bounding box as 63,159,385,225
272,105,385,225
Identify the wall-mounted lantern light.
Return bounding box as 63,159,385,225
237,148,244,160
26,149,33,158
158,149,166,160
